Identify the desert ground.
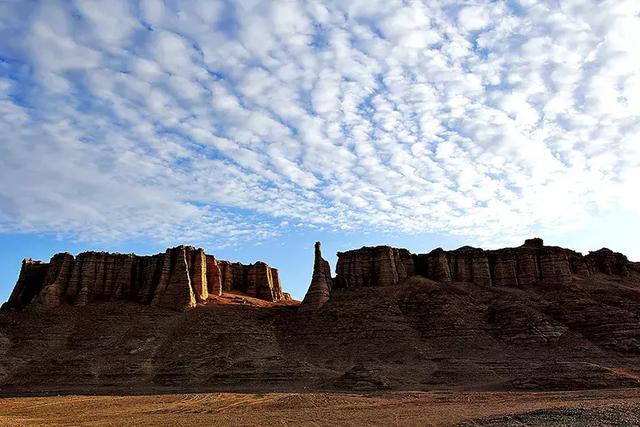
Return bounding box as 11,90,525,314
1,389,640,426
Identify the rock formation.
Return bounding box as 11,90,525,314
2,246,286,312
299,242,333,312
3,259,49,310
1,237,639,395
334,246,413,288
308,239,637,306
585,248,630,276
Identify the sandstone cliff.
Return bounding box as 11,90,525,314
334,246,413,288
328,238,635,296
3,246,286,312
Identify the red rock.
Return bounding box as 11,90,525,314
247,262,281,301
217,261,234,292
4,244,289,312
271,269,283,300
188,248,208,303
151,247,197,311
321,238,626,295
205,255,222,297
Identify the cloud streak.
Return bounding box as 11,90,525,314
0,0,638,246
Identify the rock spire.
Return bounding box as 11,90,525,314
299,242,333,312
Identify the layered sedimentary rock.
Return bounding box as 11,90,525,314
447,246,492,286
299,242,333,312
414,249,452,282
3,259,49,310
247,262,283,301
3,246,286,312
585,248,630,276
325,239,634,296
334,246,413,288
151,247,197,311
205,255,222,297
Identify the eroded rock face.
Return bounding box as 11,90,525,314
325,238,634,294
2,260,49,310
151,247,197,311
334,246,412,288
449,246,492,286
247,262,283,301
414,249,452,282
3,246,286,312
189,249,208,303
585,248,630,276
205,255,222,297
299,242,333,312
35,253,75,307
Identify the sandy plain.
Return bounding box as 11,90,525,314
1,389,640,426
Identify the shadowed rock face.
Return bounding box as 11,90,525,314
329,239,634,292
2,246,285,312
334,246,413,288
4,259,49,310
585,248,630,276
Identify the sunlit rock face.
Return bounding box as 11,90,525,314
2,246,285,312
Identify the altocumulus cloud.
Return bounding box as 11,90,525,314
0,0,639,245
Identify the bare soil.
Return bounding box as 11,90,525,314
1,389,640,426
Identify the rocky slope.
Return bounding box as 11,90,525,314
1,239,640,395
2,246,286,312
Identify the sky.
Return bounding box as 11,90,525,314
0,0,639,301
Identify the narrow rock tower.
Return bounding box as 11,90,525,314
299,242,333,312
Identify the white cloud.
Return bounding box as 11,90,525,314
0,0,638,248
458,6,491,32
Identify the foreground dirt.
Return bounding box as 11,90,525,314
1,389,640,426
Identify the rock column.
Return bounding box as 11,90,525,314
299,242,333,312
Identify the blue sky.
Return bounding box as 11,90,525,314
1,0,639,301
